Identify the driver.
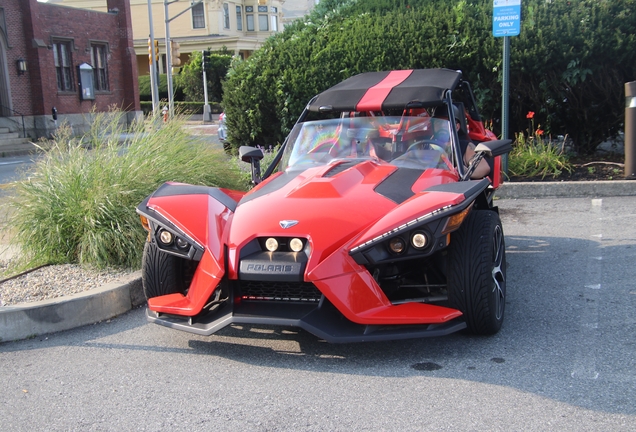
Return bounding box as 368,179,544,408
432,106,490,179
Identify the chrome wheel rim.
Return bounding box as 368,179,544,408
491,224,505,320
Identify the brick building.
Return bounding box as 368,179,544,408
0,0,140,140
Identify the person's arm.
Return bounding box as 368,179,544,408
463,142,490,179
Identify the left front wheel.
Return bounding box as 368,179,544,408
141,241,188,300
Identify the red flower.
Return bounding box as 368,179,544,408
526,111,535,119
536,129,544,136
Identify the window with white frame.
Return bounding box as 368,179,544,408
236,5,243,31
53,40,74,92
246,6,254,31
91,43,109,91
223,3,230,29
192,2,205,29
258,5,268,31
270,6,278,32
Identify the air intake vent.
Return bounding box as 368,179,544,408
323,160,360,177
239,281,322,302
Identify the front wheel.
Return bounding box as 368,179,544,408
447,209,506,335
141,241,189,300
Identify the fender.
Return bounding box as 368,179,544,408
350,179,490,253
137,182,238,251
137,182,241,316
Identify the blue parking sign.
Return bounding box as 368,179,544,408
493,0,521,37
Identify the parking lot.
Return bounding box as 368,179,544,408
0,195,634,430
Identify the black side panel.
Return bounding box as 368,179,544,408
424,178,490,198
151,183,238,213
374,168,424,204
238,171,298,205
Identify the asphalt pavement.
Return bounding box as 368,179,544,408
0,193,635,430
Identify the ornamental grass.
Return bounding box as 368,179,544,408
8,110,247,270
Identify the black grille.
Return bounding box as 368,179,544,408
239,281,323,303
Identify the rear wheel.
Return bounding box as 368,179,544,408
447,209,506,335
141,241,188,300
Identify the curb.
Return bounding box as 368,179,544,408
495,179,636,199
1,180,634,343
0,271,144,343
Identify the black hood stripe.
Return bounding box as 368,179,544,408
374,168,424,204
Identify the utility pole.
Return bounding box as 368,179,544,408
202,50,212,122
163,0,203,118
147,0,160,113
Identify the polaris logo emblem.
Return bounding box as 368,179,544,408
246,264,294,273
279,220,298,229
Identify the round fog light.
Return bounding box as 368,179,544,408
175,237,189,250
389,237,405,254
411,232,427,249
159,230,173,245
289,238,303,252
265,237,279,252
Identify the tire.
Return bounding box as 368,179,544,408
447,209,506,335
141,241,188,300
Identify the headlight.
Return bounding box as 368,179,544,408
411,232,428,249
389,237,406,254
289,238,303,252
175,237,189,250
265,238,279,252
159,229,173,245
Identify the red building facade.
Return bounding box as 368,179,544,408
0,0,140,138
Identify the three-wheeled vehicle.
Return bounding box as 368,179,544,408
137,69,512,342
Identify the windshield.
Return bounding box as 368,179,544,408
278,115,455,172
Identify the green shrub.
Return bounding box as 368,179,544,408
222,0,636,155
8,111,248,270
177,48,232,102
138,74,185,102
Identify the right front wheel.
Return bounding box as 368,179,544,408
447,209,506,335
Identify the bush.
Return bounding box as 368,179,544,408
8,110,248,269
138,74,184,102
221,0,636,155
176,48,232,102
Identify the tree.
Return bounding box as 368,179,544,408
176,47,232,102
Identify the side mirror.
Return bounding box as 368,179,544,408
239,145,264,163
474,139,513,158
239,146,264,185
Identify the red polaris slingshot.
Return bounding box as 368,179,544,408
137,69,512,342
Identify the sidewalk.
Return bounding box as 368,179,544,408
1,179,635,343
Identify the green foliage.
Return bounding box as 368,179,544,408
177,48,232,102
508,132,573,179
138,74,184,102
221,0,636,155
8,111,247,269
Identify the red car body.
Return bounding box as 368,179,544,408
137,69,511,342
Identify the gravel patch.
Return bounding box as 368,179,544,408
0,260,136,307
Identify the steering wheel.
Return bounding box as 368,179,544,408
406,139,440,152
